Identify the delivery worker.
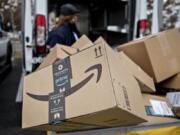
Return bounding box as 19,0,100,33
46,3,81,48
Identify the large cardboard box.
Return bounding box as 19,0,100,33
159,29,180,90
23,39,147,132
117,52,155,93
142,94,178,124
117,31,180,83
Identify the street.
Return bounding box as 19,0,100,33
0,41,46,135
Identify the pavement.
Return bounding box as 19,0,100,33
0,42,46,135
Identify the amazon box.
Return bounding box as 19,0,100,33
142,94,179,124
117,30,180,83
166,92,180,117
116,52,155,93
23,38,147,132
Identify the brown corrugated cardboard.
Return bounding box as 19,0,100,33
72,35,93,50
117,52,155,93
160,74,180,90
37,44,78,70
159,29,180,90
117,31,180,83
142,94,178,124
23,38,146,132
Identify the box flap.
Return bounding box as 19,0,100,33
117,52,155,93
117,41,155,81
94,37,105,44
72,35,93,50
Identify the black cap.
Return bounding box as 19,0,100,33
60,4,79,16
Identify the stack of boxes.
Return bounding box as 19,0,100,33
117,28,180,121
22,29,180,132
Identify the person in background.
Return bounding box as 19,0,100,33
46,3,81,48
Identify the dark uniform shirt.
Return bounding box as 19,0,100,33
46,21,80,47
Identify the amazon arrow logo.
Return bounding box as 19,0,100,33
26,64,102,101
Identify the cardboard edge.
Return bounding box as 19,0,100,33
99,38,119,107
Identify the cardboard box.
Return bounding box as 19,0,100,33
159,29,180,90
117,31,180,83
142,94,178,124
23,38,146,132
117,52,155,93
166,92,180,117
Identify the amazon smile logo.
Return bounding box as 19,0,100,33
26,64,102,101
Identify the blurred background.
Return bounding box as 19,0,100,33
0,0,179,135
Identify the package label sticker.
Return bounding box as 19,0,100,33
53,58,72,92
150,99,174,116
49,92,65,124
167,92,180,107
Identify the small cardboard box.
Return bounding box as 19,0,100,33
23,38,146,132
142,94,178,124
117,30,180,83
117,52,155,93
